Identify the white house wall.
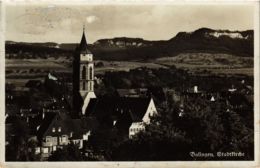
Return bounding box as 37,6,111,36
129,98,158,138
129,122,145,138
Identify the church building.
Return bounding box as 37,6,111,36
73,27,157,138
73,26,96,117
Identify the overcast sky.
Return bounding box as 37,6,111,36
6,4,255,43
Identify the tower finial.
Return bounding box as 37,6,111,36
83,24,85,32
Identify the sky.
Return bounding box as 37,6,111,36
5,4,255,44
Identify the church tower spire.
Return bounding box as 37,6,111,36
79,25,89,53
72,26,96,117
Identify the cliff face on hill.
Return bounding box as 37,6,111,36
6,28,253,60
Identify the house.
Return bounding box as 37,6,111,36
164,88,181,102
116,88,148,98
85,97,157,138
186,85,202,94
116,89,139,97
36,112,94,158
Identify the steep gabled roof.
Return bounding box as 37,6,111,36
37,112,95,140
85,97,151,122
37,112,58,138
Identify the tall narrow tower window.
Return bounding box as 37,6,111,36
90,83,92,91
89,67,93,80
82,66,86,79
83,82,86,90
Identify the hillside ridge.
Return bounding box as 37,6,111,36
6,28,254,60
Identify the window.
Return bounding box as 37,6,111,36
89,67,93,80
82,66,86,79
42,148,48,154
35,147,40,154
53,146,57,151
52,137,58,143
62,135,67,143
45,136,52,142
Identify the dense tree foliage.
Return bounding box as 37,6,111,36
99,67,253,94
110,96,254,161
48,143,84,161
6,118,41,161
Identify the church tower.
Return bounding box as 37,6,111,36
73,26,96,117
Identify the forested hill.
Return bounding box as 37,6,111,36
6,28,253,60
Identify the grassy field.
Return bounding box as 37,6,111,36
5,58,168,86
5,52,254,87
6,58,70,70
6,58,71,86
155,53,254,76
95,60,168,74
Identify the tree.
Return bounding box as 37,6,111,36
111,100,192,161
6,118,41,161
111,94,254,161
48,143,84,161
87,127,124,161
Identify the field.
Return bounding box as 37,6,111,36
6,58,70,70
6,58,70,86
5,52,254,87
95,60,167,74
5,58,167,86
155,53,254,76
